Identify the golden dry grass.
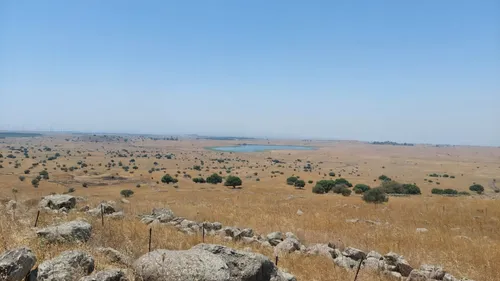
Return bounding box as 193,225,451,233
0,137,499,280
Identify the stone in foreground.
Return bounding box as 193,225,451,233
36,220,92,243
0,247,37,281
37,250,94,281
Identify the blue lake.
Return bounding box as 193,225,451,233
208,144,316,152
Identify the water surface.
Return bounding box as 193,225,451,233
208,144,315,152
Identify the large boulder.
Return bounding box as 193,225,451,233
419,264,446,280
39,195,76,211
193,244,288,281
266,232,284,246
36,220,92,243
133,248,230,281
342,247,366,261
303,244,338,259
0,247,37,281
384,252,413,277
37,250,94,281
79,269,127,281
86,202,117,216
275,238,301,254
152,208,175,223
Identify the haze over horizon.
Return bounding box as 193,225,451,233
1,1,499,146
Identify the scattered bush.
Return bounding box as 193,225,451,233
380,181,421,195
193,177,206,183
469,184,484,194
341,188,352,196
193,165,201,171
161,174,178,184
120,189,134,197
294,179,306,188
286,176,298,185
329,172,335,177
224,176,242,188
206,173,223,184
353,184,371,194
362,188,388,204
19,176,26,182
312,184,326,194
31,178,39,187
378,175,390,181
82,183,88,188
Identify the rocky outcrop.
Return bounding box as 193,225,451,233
133,244,295,281
0,247,37,281
79,269,127,281
39,195,76,212
37,250,94,281
36,220,92,243
133,248,230,281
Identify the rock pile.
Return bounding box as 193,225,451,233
39,194,76,213
0,244,293,281
139,207,474,281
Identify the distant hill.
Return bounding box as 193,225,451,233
371,141,414,146
0,132,43,138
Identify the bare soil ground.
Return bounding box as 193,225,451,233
1,136,499,280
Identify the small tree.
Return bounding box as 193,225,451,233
206,173,223,184
286,176,298,185
120,189,134,197
224,176,242,189
362,188,388,204
341,188,352,196
378,175,391,181
31,178,39,188
354,184,370,194
19,176,26,182
161,174,178,184
329,172,336,177
312,184,326,194
469,184,484,194
294,179,306,188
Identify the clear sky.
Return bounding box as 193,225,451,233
1,1,499,146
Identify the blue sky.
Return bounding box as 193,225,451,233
1,1,499,146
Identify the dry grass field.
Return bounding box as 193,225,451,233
0,136,499,280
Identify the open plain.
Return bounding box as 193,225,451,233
0,135,499,281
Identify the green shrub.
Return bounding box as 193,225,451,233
312,184,326,194
193,165,201,171
341,188,352,196
381,181,421,195
362,188,388,204
224,176,242,188
193,177,206,183
354,184,370,194
443,188,458,195
329,172,335,177
469,184,484,194
315,180,337,192
378,175,390,181
31,178,39,187
206,173,223,184
161,174,178,184
120,189,134,197
19,176,26,181
458,191,470,196
335,178,352,187
431,188,444,194
286,176,298,185
308,180,313,184
294,179,306,188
